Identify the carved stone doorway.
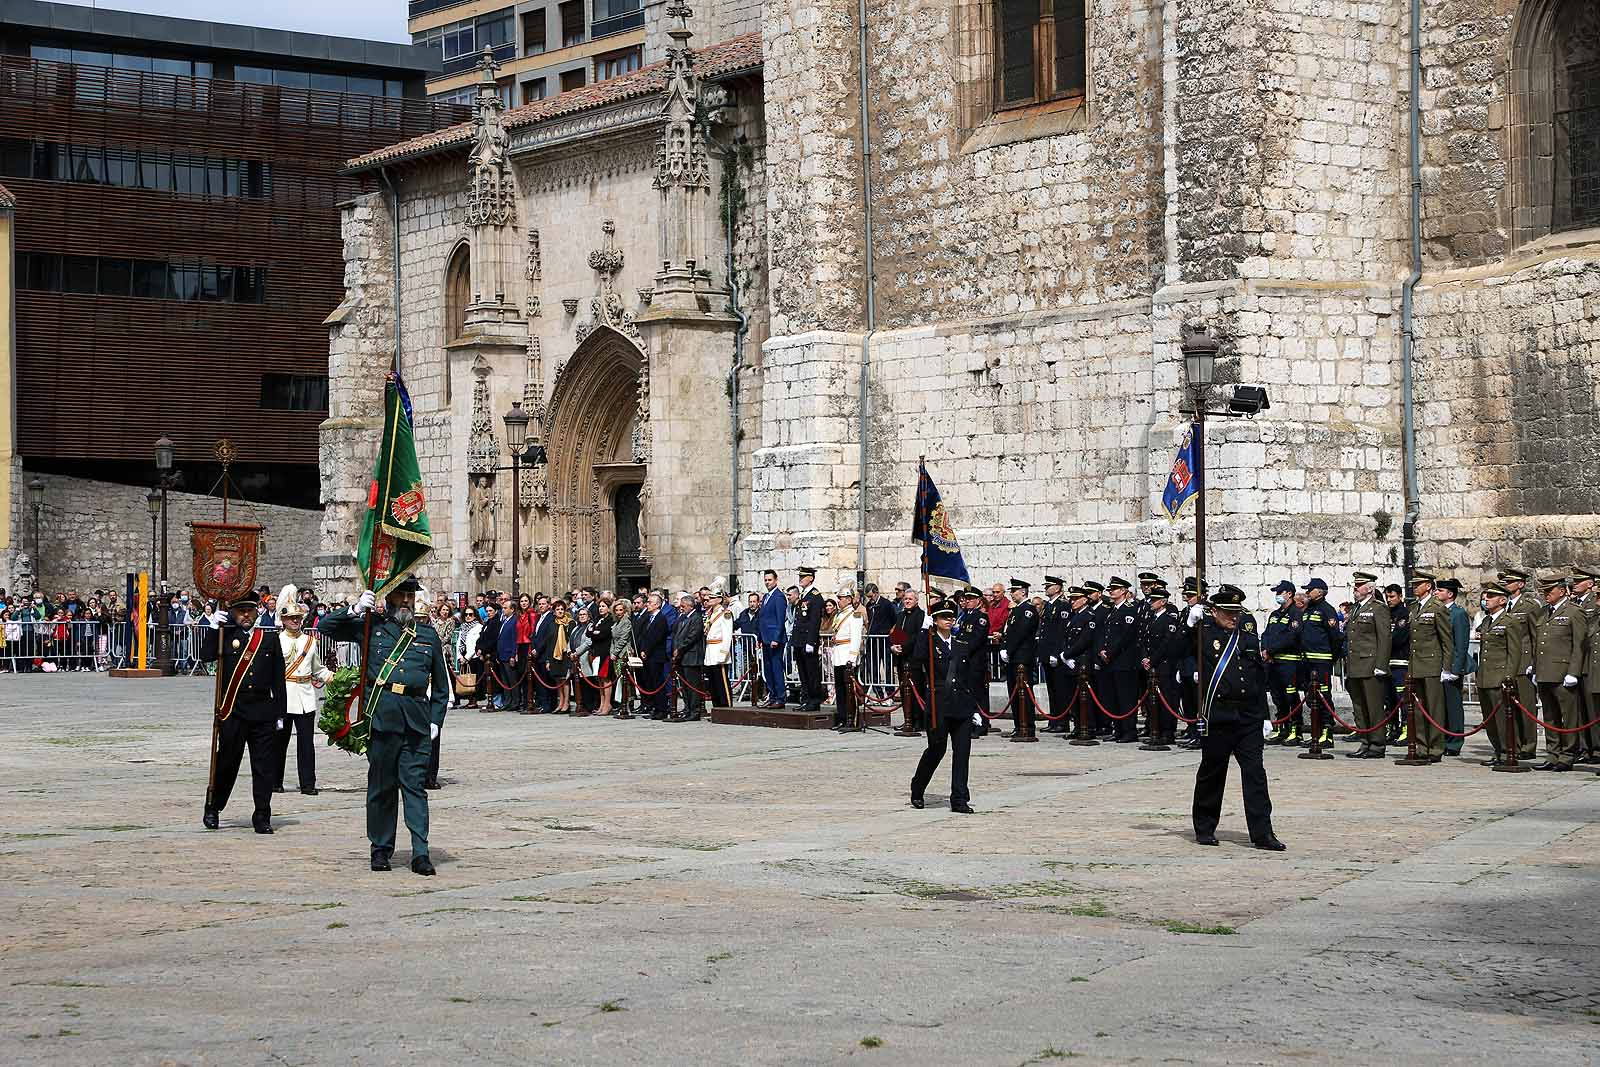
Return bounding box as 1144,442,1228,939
540,326,647,592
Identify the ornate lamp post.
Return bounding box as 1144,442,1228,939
502,402,530,597
27,477,44,579
1182,328,1219,604
154,435,175,588
144,489,171,674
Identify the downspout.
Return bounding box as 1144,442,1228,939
724,140,749,592
378,166,404,375
1400,0,1422,579
855,0,876,591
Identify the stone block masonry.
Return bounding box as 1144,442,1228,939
8,472,320,597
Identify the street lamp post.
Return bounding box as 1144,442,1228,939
502,402,530,597
154,435,175,588
1182,328,1219,721
144,489,171,674
27,478,44,581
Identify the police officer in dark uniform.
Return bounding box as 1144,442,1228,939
1261,579,1302,745
956,588,991,736
1140,584,1185,748
1298,577,1341,747
791,567,826,712
321,578,450,875
1185,585,1284,851
1096,576,1142,742
1178,577,1208,746
1037,576,1073,733
1060,585,1098,735
199,593,288,833
909,602,981,813
1000,578,1040,741
1134,571,1163,738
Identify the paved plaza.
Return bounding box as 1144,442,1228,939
1,675,1598,1065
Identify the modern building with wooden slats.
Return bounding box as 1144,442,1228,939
0,0,469,508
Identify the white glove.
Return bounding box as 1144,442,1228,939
1192,672,1199,682
1048,655,1059,666
1187,604,1205,624
1065,658,1076,671
354,589,376,615
208,609,229,628
1525,666,1534,677
1441,672,1457,682
999,650,1009,664
1374,668,1387,677
805,644,815,654
430,723,440,739
1564,674,1579,688
276,718,285,731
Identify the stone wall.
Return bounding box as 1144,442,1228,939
9,471,320,596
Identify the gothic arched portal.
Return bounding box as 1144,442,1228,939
539,326,647,592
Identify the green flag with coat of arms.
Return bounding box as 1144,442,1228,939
357,372,432,597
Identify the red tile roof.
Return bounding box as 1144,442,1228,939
346,32,761,173
0,182,13,209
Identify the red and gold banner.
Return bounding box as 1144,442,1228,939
190,521,264,605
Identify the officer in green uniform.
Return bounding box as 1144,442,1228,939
1533,572,1588,772
1404,569,1454,763
1474,583,1530,767
1342,571,1392,759
321,577,449,874
1500,568,1543,751
1570,566,1598,765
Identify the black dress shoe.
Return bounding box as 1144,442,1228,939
1344,747,1370,759
1535,761,1561,771
1359,749,1386,759
371,853,392,872
423,778,442,790
202,807,219,830
1480,758,1504,767
300,786,319,796
1195,833,1219,846
1253,837,1287,852
910,794,925,809
253,820,273,835
1427,755,1443,764
410,855,436,876
950,802,975,814
273,786,286,794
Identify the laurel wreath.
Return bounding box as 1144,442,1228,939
316,666,369,756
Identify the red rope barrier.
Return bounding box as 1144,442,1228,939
1086,680,1138,721
1032,684,1080,722
1410,691,1501,739
674,669,715,700
1318,690,1398,734
1516,696,1600,735
628,668,670,696
526,660,569,691
486,660,529,690
1153,682,1198,725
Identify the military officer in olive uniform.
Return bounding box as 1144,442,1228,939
791,567,827,712
199,593,288,833
1342,571,1393,759
322,577,450,874
1185,585,1284,851
1403,569,1454,763
1500,567,1544,751
1570,566,1599,764
1533,572,1588,772
1475,583,1532,766
1000,578,1040,741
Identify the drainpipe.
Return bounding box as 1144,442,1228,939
855,0,876,592
724,140,749,593
378,167,404,376
1400,0,1422,579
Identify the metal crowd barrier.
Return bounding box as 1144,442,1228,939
1,620,357,675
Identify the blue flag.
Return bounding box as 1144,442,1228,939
1161,424,1201,521
912,461,971,584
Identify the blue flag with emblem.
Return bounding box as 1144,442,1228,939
1161,424,1201,521
911,460,971,584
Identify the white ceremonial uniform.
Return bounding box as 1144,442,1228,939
704,608,734,667
279,629,333,715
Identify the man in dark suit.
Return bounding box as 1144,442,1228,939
475,599,503,710
892,588,926,736
791,567,826,712
198,593,288,834
635,592,672,719
671,592,707,721
529,604,560,714
756,569,788,708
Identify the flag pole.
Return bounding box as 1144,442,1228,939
919,457,938,738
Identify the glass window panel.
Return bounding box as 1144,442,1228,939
348,76,383,97
141,152,172,191
207,160,226,196
152,57,190,76
113,53,153,71
73,50,113,68
386,79,404,97
1053,0,1086,95
999,0,1038,104
32,142,61,180
69,145,105,183
311,72,347,93
169,264,200,301
132,260,168,298
0,139,30,178
235,65,274,85
174,159,201,195
215,266,235,301
63,255,98,294
31,46,72,64
27,253,63,291
195,61,213,79
275,69,310,89
99,258,132,296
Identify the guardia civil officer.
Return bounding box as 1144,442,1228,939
1533,572,1587,772
1474,582,1530,767
199,592,288,833
1186,585,1284,851
321,578,449,875
999,578,1040,741
1406,569,1455,764
909,602,980,813
791,567,826,712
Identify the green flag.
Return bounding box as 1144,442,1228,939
357,372,432,597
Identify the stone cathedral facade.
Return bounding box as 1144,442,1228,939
316,0,1600,601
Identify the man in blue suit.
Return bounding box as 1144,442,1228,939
635,592,672,720
756,568,788,708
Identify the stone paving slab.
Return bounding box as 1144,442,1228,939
1,675,1597,1065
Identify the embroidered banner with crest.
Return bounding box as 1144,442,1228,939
357,372,433,597
191,521,264,605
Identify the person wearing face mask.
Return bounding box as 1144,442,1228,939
1342,571,1393,759
273,584,333,796
198,591,288,834
319,577,449,875
1297,578,1341,742
1260,580,1303,746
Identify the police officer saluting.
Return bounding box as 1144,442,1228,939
321,577,449,875
1186,584,1284,851
910,600,981,813
200,592,288,833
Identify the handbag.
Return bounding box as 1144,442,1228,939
627,655,643,668
454,670,478,695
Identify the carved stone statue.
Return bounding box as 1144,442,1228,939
12,553,34,598
470,474,499,559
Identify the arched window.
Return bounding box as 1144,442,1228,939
444,242,470,343
1510,0,1600,245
